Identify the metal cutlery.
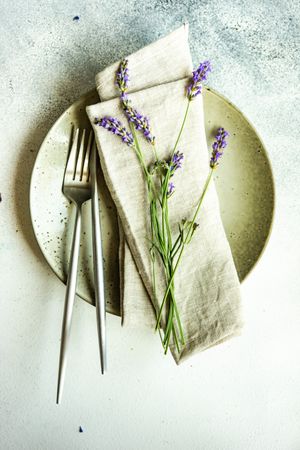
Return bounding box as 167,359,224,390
90,144,107,374
56,128,107,404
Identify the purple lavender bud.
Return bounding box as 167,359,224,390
187,60,212,100
121,92,128,102
210,127,229,168
167,182,175,197
116,59,129,94
169,151,184,173
122,100,155,144
95,116,134,147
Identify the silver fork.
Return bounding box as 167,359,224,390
56,129,93,404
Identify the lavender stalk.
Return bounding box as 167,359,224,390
155,128,230,330
98,59,219,355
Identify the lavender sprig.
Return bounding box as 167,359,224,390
171,61,211,161
95,116,134,147
116,59,155,145
210,127,229,168
187,60,212,100
155,126,230,337
165,151,184,197
116,58,129,96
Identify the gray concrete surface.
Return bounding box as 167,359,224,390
0,1,299,449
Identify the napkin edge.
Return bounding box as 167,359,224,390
95,23,190,98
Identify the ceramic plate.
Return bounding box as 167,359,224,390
30,88,275,315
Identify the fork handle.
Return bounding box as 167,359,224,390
92,169,107,374
56,205,82,404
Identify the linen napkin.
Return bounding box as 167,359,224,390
86,71,243,362
97,25,194,328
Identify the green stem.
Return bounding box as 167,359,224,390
161,200,166,252
129,102,194,353
171,232,182,256
163,276,174,346
188,169,214,235
164,198,173,253
164,303,173,354
152,143,159,162
157,98,191,258
172,324,180,353
155,169,214,329
130,125,151,181
172,295,185,344
171,100,191,158
126,121,175,352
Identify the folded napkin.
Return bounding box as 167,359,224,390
87,26,243,363
97,25,194,328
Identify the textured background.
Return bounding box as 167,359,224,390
0,1,299,449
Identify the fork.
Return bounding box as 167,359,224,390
56,129,93,404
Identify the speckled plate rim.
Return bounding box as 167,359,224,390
29,86,275,311
206,87,276,282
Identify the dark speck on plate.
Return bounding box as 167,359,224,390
79,426,84,433
73,16,80,21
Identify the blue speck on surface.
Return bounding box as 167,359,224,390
79,426,84,433
73,16,80,21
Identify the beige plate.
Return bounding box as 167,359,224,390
30,88,275,315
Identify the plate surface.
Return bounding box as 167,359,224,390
30,88,275,315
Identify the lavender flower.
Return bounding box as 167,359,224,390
116,59,129,96
210,127,229,168
115,59,155,145
95,116,134,147
167,182,175,197
169,151,184,173
187,60,212,100
123,101,155,144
